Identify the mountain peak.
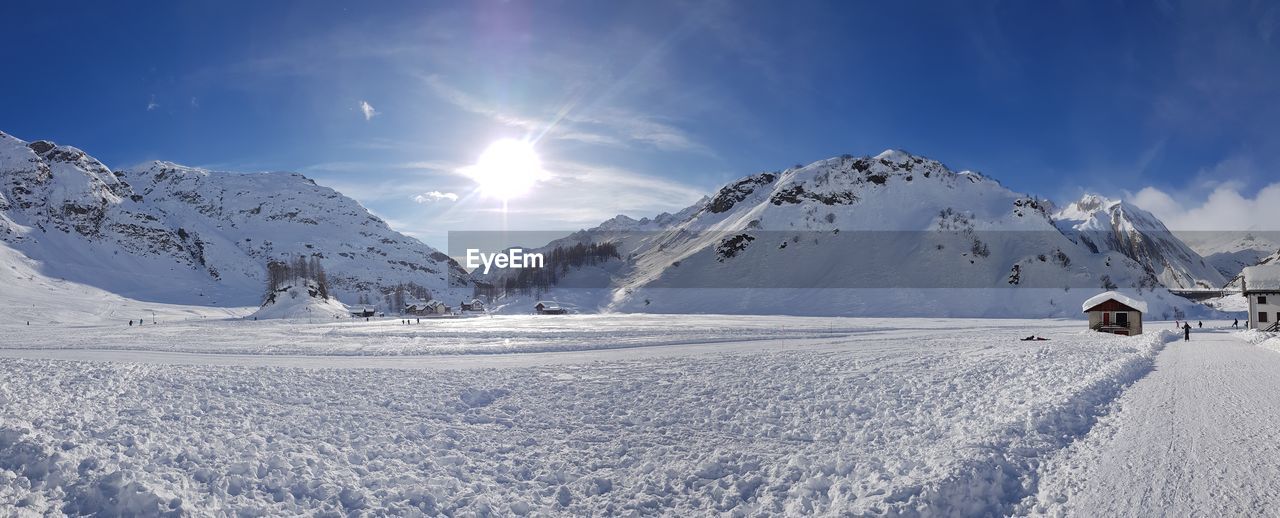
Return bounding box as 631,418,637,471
873,149,917,163
1056,194,1119,221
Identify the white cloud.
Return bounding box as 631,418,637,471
1126,181,1280,231
359,100,379,121
413,191,459,203
146,95,160,111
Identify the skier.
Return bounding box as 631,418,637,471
1234,319,1240,329
129,320,133,326
1183,322,1192,341
1198,321,1203,329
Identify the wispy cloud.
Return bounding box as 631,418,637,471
413,191,459,203
359,100,379,120
420,74,711,155
146,95,159,111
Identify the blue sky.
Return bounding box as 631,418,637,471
3,0,1280,247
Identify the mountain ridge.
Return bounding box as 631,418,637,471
484,150,1219,318
0,130,469,309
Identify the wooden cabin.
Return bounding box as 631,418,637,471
1082,291,1146,336
1243,265,1280,331
350,307,376,318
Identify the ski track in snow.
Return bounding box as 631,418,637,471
1025,328,1280,516
0,316,1196,516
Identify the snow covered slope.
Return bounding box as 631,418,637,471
0,240,249,325
0,130,470,308
486,151,1209,319
1053,194,1224,289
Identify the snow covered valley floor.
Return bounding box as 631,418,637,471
0,316,1270,516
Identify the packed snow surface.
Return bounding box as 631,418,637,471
1024,328,1280,516
0,314,1184,515
1080,291,1148,314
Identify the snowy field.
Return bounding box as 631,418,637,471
0,315,1216,515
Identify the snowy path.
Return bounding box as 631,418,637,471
1029,329,1280,516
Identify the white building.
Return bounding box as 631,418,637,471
1242,265,1280,331
1082,291,1147,336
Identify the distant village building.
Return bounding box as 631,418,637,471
405,300,450,316
1082,291,1146,336
350,307,376,318
460,299,485,312
534,301,568,315
425,300,449,315
1243,265,1280,331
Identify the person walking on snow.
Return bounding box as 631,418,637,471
1234,318,1240,328
1183,322,1192,341
1198,321,1203,328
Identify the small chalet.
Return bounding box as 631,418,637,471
460,299,486,312
1082,291,1146,336
350,307,376,318
1243,265,1280,331
534,301,568,315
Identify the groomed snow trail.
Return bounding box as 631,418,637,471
1028,329,1280,516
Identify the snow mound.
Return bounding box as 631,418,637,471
1081,291,1148,314
251,281,348,320
1238,329,1280,354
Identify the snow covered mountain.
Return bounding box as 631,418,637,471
0,130,469,308
1052,195,1225,289
1225,248,1280,290
485,150,1210,318
1179,232,1280,280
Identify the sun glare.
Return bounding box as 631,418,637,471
466,138,545,200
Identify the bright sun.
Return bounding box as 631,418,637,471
466,138,545,200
